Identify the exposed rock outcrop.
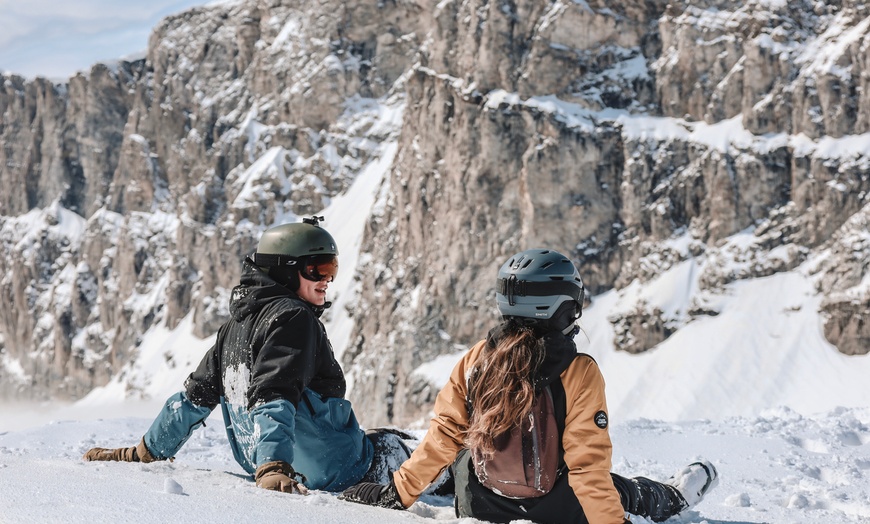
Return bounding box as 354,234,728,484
0,0,420,399
343,0,870,425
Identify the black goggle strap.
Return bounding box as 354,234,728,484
253,253,300,268
496,277,584,306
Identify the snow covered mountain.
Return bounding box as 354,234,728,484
0,0,868,433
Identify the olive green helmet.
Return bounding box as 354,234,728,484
254,216,338,269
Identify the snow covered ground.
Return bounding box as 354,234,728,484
2,405,869,523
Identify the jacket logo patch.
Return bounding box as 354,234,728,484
594,410,608,429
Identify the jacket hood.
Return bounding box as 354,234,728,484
230,258,312,321
486,320,578,391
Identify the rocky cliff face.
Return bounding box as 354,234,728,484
342,0,870,425
0,0,867,424
0,0,419,399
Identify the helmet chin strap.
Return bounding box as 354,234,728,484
562,322,579,336
309,300,332,318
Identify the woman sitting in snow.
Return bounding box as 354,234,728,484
83,217,410,494
341,249,718,523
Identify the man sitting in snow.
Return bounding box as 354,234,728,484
83,217,410,494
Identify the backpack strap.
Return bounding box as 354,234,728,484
551,352,594,471
549,377,568,469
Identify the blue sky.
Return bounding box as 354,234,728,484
0,0,209,79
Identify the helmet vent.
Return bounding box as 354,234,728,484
540,261,554,269
549,276,564,280
536,306,549,310
521,259,533,269
511,255,527,270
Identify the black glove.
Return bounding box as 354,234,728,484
339,481,405,510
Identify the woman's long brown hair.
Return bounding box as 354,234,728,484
465,322,545,457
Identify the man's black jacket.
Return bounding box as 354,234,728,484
184,258,346,410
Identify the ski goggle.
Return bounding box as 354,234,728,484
299,255,338,283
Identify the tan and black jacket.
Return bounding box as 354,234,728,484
392,335,626,524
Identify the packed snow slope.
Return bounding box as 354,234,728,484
581,250,870,422
1,406,869,523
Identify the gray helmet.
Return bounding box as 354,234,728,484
254,216,338,268
495,249,584,331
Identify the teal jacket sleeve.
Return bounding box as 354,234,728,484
250,398,297,468
143,391,214,459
